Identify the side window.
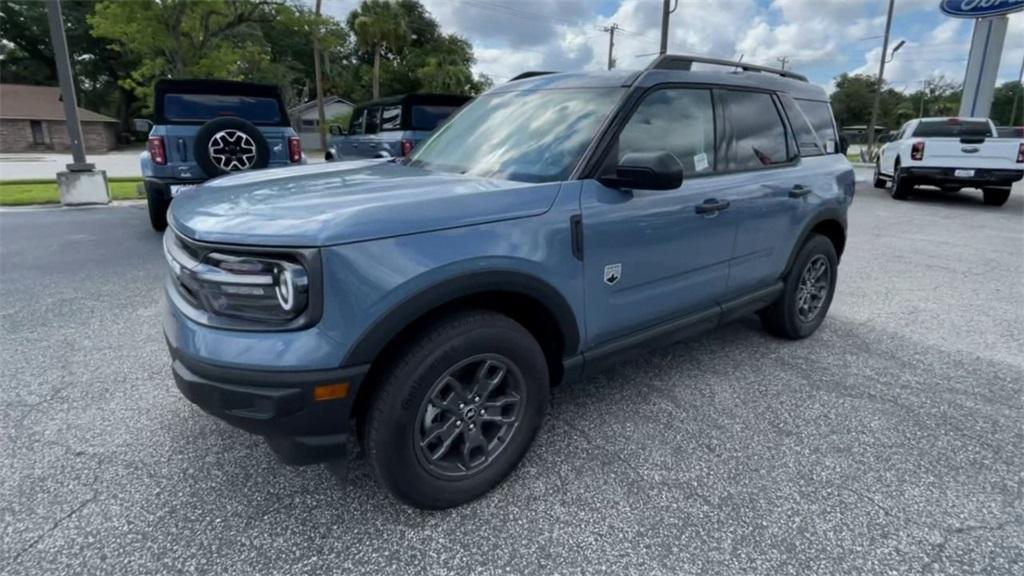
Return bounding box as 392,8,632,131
380,105,402,131
779,95,824,157
717,90,791,170
795,99,839,154
349,109,366,135
364,106,381,134
616,88,716,176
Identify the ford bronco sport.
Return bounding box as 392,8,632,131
162,55,854,509
137,79,304,231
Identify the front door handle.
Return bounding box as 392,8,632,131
789,185,812,198
695,199,731,214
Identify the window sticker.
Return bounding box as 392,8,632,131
694,152,709,172
825,139,836,154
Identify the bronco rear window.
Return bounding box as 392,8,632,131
162,94,282,125
913,120,992,138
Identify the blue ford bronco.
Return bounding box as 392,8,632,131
162,55,854,509
137,79,304,231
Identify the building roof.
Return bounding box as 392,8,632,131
0,84,118,123
288,95,353,115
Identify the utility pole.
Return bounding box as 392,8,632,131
313,0,328,152
776,56,790,71
866,0,895,159
46,0,108,205
659,0,678,56
603,24,619,70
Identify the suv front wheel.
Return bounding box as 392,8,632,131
760,233,838,339
365,310,550,509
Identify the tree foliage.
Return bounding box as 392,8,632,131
831,72,1021,130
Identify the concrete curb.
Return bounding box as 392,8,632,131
0,199,145,212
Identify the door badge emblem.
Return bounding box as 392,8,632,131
604,264,622,286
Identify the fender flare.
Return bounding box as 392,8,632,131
342,270,581,367
783,208,847,276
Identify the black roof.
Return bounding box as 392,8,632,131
352,93,472,110
152,78,290,126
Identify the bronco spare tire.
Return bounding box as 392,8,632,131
194,117,270,177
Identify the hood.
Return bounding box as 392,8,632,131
168,160,560,247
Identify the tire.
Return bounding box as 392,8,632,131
760,233,839,340
193,117,270,178
873,161,887,189
365,310,549,509
890,161,910,200
146,184,169,231
982,187,1010,207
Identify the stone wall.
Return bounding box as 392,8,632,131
0,119,35,152
0,119,118,153
49,121,118,153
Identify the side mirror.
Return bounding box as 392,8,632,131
838,135,850,155
132,118,153,133
600,151,683,191
329,124,346,136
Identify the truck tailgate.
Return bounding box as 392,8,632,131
921,138,1021,169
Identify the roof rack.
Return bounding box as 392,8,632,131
508,71,558,82
647,54,808,83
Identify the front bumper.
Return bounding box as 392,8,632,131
169,346,368,464
900,167,1023,188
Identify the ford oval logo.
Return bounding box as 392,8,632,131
940,0,1024,18
961,146,980,153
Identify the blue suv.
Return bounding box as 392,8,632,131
137,79,305,231
162,56,854,509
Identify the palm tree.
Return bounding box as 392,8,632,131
417,37,473,93
353,0,408,99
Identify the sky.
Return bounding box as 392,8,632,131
323,0,1024,93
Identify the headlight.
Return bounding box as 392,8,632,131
164,229,319,328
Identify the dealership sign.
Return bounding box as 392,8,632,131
939,0,1024,18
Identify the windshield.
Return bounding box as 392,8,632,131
408,88,624,183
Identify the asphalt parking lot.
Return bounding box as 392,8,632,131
1,181,1022,576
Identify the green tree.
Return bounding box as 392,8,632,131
831,72,905,131
0,0,140,129
350,0,409,99
991,81,1023,126
89,0,284,109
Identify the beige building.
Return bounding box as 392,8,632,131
0,84,119,153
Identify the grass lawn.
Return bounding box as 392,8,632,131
0,178,143,206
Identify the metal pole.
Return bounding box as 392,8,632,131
46,0,92,171
866,0,895,159
604,24,618,70
313,0,328,152
660,0,670,55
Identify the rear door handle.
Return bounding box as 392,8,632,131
789,185,812,198
695,199,730,214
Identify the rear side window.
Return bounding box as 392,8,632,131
380,105,402,131
779,95,824,157
349,109,366,135
162,94,282,124
364,106,381,134
616,88,716,176
913,120,992,138
717,90,791,170
795,99,838,154
411,105,461,131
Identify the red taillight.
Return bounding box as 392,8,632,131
288,136,302,163
1017,143,1024,163
911,140,925,161
147,136,166,166
400,138,414,157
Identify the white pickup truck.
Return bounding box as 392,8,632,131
874,117,1024,207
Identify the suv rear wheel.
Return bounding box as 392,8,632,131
146,184,169,231
365,310,549,509
890,160,911,200
760,233,838,339
872,161,887,189
982,187,1010,207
